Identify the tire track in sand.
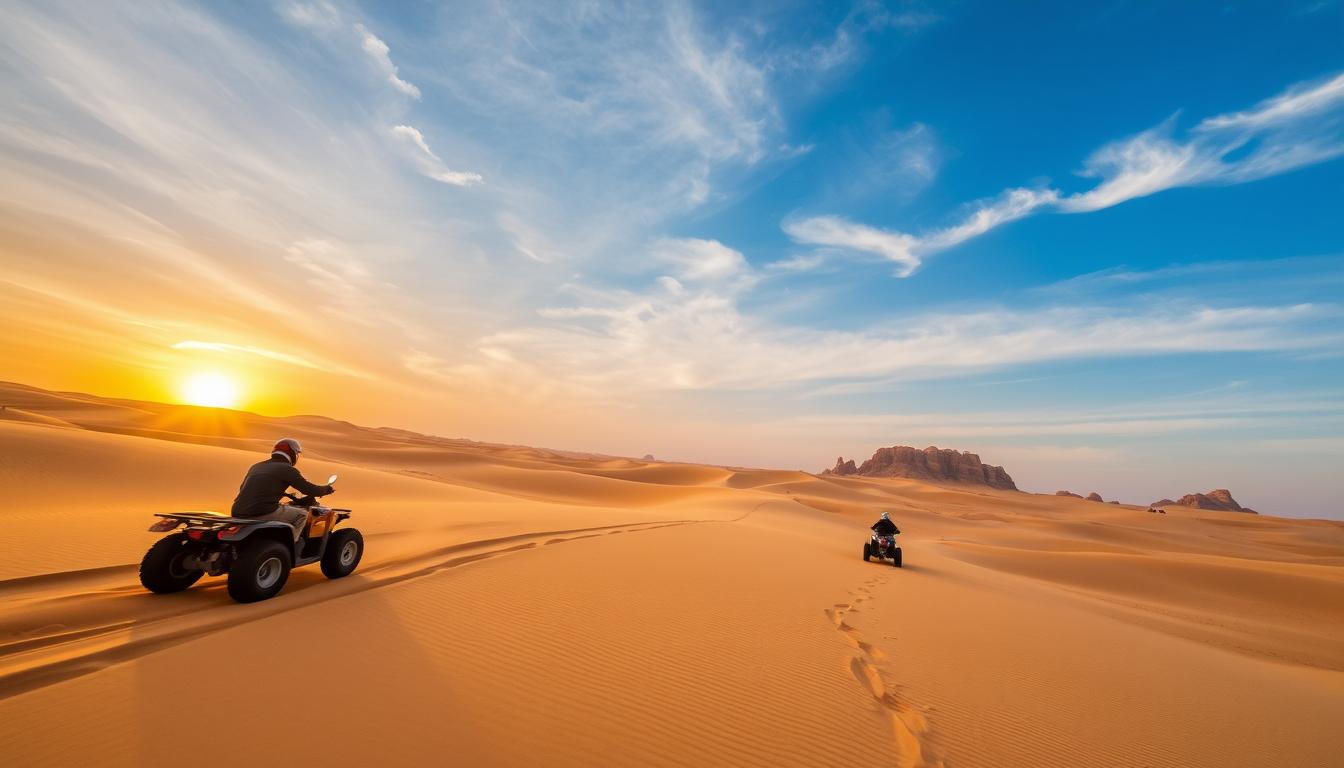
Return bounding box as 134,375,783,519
825,576,944,768
0,504,773,700
0,518,704,700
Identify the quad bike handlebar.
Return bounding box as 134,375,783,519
282,473,340,507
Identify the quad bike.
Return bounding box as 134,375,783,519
139,474,363,603
863,532,902,567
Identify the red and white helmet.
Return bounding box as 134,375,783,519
272,438,303,464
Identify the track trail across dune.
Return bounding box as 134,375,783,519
0,518,711,698
3,384,1343,767
827,576,944,768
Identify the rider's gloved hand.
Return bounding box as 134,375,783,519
321,485,335,496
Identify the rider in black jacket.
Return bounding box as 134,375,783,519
230,438,333,540
871,512,900,536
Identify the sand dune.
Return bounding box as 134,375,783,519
1,382,1341,767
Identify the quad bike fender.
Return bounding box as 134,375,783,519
219,521,295,543
304,509,351,538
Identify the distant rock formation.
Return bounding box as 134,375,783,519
1086,492,1104,502
1107,500,1120,505
822,446,1016,490
1152,489,1258,514
1055,490,1082,498
827,457,859,476
641,454,655,461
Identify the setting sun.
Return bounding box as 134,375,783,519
180,372,240,409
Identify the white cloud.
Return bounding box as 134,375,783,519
463,230,1341,394
354,23,421,99
1063,72,1344,210
923,187,1061,250
651,238,750,282
777,4,940,76
421,1,780,202
389,124,483,186
781,216,919,275
792,72,1344,273
1057,129,1199,212
280,3,421,100
784,187,1057,275
1196,72,1344,132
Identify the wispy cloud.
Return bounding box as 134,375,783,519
783,186,1058,275
651,238,752,283
279,0,340,31
413,0,864,225
389,125,483,186
788,72,1344,275
781,216,919,275
924,188,1062,249
774,392,1344,438
463,233,1342,395
173,340,319,370
1063,72,1344,210
1032,255,1344,298
172,339,372,379
355,23,421,99
281,2,421,99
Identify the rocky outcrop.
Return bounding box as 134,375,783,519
1055,490,1082,498
823,457,859,476
823,446,1016,490
1152,489,1258,514
1086,492,1104,502
641,454,656,461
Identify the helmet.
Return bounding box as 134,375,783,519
880,512,890,521
272,438,303,464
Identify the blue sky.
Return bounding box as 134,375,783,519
1,1,1341,516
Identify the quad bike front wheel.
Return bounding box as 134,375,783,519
139,533,205,593
893,548,902,568
228,539,292,603
320,528,364,579
863,542,871,562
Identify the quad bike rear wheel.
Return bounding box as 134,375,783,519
139,533,205,593
320,528,364,579
228,538,292,603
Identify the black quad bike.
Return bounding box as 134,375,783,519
139,474,363,603
864,532,902,567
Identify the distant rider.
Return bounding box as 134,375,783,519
871,511,900,536
230,438,334,542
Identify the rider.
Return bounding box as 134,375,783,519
230,438,334,542
871,511,900,536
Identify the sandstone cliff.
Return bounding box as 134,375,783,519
1152,489,1258,514
823,446,1016,490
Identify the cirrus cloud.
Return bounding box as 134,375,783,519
788,72,1344,276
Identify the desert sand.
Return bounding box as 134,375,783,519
1,381,1342,767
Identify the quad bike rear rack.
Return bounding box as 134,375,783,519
153,512,266,527
153,510,353,527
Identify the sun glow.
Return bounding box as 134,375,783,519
181,372,241,409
